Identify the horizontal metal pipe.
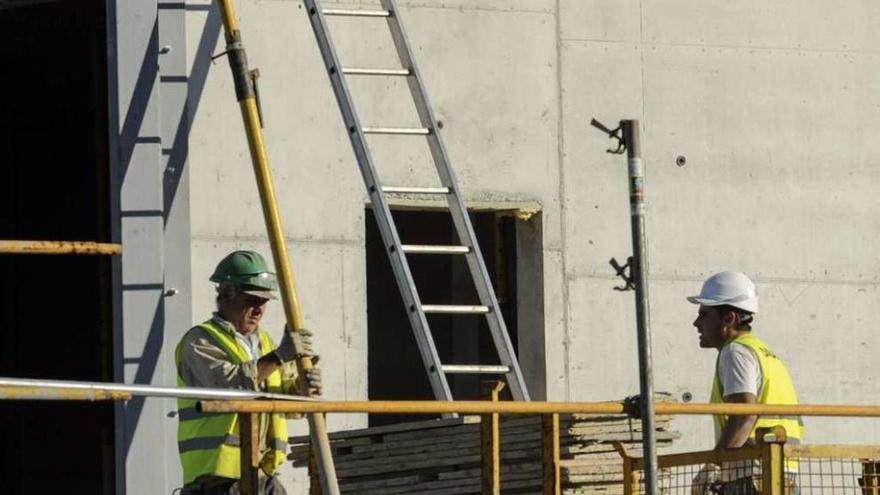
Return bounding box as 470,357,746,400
200,400,627,415
0,386,131,401
657,403,880,417
199,400,880,417
0,240,122,255
0,377,318,402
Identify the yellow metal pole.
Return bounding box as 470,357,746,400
0,240,122,255
659,403,880,417
240,413,260,495
861,460,880,495
201,400,626,415
758,427,787,495
481,381,505,494
542,413,561,495
200,399,880,417
0,386,131,401
212,1,338,493
614,443,639,495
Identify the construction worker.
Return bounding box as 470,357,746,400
175,250,321,495
687,271,803,495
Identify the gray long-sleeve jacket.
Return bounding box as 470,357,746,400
176,313,299,392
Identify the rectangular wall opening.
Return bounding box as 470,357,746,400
366,207,543,426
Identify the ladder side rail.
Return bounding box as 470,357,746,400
378,0,530,401
302,0,455,403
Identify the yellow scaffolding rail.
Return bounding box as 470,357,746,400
199,400,880,417
199,399,880,494
0,240,122,255
5,381,880,495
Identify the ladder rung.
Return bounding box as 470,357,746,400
382,186,450,195
362,127,431,135
442,365,510,375
322,8,392,17
343,67,411,76
402,245,470,254
422,305,490,314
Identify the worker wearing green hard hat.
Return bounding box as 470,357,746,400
209,250,279,299
174,250,321,495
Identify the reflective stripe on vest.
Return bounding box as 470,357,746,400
178,434,240,453
712,333,804,471
175,320,289,484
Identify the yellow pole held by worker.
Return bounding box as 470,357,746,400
213,1,339,493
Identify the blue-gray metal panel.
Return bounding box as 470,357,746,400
107,0,191,493
158,0,191,489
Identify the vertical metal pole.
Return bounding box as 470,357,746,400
481,381,505,494
757,427,788,495
541,413,561,495
622,456,635,495
861,461,880,495
621,120,658,495
213,2,339,494
240,413,260,495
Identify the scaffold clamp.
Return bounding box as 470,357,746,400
609,256,635,291
590,118,626,155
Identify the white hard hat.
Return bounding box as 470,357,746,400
686,271,759,314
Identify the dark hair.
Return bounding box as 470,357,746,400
712,304,754,331
215,282,238,307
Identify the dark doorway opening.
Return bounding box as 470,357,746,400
366,209,518,426
0,1,114,493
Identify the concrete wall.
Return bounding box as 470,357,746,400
177,0,880,489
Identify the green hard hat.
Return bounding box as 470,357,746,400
210,250,277,299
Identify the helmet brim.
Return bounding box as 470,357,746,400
686,295,758,314
687,296,721,305
240,288,277,300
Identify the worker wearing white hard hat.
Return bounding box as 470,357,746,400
687,272,803,495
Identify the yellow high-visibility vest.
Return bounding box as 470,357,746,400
175,320,288,484
712,333,804,471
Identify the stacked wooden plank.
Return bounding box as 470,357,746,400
289,404,680,494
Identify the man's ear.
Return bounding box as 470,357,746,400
722,310,738,329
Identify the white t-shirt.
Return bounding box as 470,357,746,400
715,341,766,481
718,342,764,399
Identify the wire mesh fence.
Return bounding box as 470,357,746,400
629,461,772,495
785,446,880,495
624,444,880,495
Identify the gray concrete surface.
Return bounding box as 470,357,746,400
145,0,880,491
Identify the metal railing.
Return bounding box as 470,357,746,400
786,445,880,494
5,378,880,495
622,428,880,495
199,399,880,495
621,427,784,495
0,240,122,255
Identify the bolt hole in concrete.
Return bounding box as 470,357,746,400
676,155,687,167
682,391,693,402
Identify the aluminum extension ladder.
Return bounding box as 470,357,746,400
302,0,530,402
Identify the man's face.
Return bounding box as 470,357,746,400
693,305,726,349
227,290,270,336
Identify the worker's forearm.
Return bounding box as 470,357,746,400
715,415,757,449
256,353,282,381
